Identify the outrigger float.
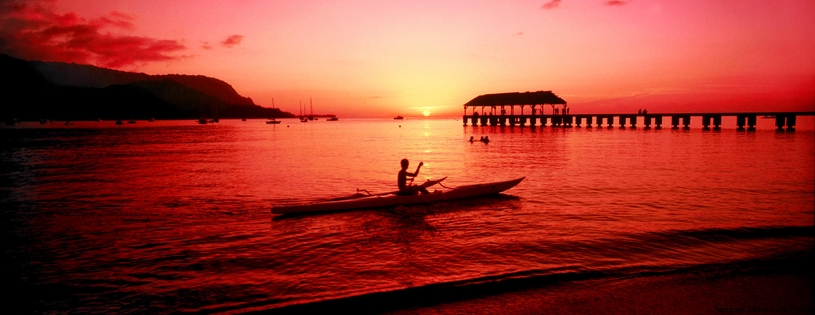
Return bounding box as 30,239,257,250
271,177,524,215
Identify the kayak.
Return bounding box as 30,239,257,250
271,177,525,215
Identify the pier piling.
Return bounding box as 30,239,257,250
671,116,680,129
737,115,746,131
775,116,786,131
786,115,796,131
682,116,691,130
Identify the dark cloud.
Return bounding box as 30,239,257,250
221,35,243,48
0,1,185,68
541,0,561,9
606,0,629,6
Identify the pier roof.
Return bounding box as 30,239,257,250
464,91,566,107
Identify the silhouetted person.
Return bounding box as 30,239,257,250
555,108,559,115
398,159,428,196
469,136,474,143
482,136,490,144
638,109,642,114
643,109,648,115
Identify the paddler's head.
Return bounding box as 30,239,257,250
401,158,409,170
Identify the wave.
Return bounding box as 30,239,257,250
224,252,812,315
206,225,813,315
631,225,813,244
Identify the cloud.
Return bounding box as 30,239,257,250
0,1,185,68
541,0,561,9
221,35,243,48
109,10,134,20
605,0,629,6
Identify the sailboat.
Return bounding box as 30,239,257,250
308,97,317,121
198,103,208,124
266,98,282,124
299,101,308,122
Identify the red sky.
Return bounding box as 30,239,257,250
1,0,813,117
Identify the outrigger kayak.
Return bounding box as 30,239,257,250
271,177,525,215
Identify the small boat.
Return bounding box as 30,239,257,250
115,120,124,125
272,177,524,215
266,119,282,124
327,116,339,121
197,118,207,124
127,120,137,124
299,101,309,122
394,116,404,120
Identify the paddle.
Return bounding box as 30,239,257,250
329,177,449,201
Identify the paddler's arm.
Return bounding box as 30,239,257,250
411,162,424,177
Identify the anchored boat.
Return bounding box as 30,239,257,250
272,177,524,215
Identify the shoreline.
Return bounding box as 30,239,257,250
390,254,813,315
244,252,813,315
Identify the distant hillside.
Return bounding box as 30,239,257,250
0,54,293,121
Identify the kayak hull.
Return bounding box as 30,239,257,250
272,177,524,215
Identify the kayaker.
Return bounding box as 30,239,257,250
398,159,429,195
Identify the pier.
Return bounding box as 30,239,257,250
463,91,814,131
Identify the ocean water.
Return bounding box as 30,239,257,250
2,118,813,314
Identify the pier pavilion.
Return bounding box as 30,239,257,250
463,91,568,127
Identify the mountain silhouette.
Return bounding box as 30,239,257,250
0,54,293,121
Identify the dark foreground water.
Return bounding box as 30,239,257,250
2,118,813,314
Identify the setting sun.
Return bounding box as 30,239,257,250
423,110,431,117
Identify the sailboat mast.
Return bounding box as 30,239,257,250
308,97,315,120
